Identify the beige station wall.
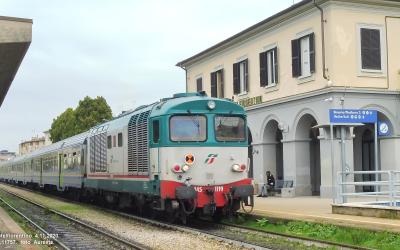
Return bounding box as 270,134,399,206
327,5,400,90
186,9,326,102
185,2,400,102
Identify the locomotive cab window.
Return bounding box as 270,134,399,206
170,115,207,142
215,116,246,142
153,120,160,143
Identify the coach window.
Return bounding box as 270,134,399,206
153,120,160,143
118,133,123,147
107,135,112,149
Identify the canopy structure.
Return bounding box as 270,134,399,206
0,16,32,107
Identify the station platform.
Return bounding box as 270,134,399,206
0,206,36,249
252,196,400,233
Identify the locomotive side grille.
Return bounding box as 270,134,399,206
89,132,107,172
128,110,150,175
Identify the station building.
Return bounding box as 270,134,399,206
177,0,400,198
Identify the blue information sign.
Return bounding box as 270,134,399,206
329,109,377,124
378,121,390,136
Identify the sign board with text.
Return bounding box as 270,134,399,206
329,109,377,124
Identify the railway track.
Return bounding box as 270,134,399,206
0,183,373,249
0,187,148,250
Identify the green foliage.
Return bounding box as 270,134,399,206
225,215,400,250
286,221,337,239
50,96,112,142
256,217,269,227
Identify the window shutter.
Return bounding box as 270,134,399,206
196,78,202,92
361,28,381,70
309,33,315,73
291,39,301,77
210,72,217,97
220,69,224,98
273,47,278,83
233,63,240,94
244,59,249,92
259,52,267,87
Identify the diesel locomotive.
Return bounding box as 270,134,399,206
0,92,254,222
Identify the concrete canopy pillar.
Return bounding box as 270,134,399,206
319,126,354,198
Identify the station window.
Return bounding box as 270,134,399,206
107,135,112,149
260,47,278,87
118,133,123,147
233,59,248,95
153,120,160,143
113,135,116,147
196,77,203,92
291,33,315,78
360,27,382,71
210,69,224,98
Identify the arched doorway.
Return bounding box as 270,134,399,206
353,111,394,192
295,114,321,196
262,120,283,181
248,128,253,178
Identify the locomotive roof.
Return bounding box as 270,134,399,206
149,93,245,117
0,93,245,167
93,92,245,131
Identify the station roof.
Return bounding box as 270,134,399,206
0,16,32,107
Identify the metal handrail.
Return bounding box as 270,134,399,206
336,170,400,206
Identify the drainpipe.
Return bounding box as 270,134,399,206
178,65,188,92
313,0,328,80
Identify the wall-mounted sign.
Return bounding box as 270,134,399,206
329,109,377,124
378,121,390,136
238,96,262,108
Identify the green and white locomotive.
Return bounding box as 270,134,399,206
0,92,254,221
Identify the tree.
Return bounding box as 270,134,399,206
49,108,76,143
74,96,113,134
49,96,113,143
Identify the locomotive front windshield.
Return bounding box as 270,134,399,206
170,115,207,142
215,116,246,141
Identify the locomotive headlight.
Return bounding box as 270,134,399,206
182,164,190,172
232,164,241,172
207,100,216,110
232,164,246,172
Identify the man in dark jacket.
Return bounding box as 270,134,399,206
266,171,275,191
258,171,276,197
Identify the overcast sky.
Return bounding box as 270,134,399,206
0,0,298,152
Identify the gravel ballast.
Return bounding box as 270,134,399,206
0,184,248,250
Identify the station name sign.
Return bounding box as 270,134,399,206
329,109,377,124
237,96,262,108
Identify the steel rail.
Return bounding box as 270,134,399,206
0,187,148,250
0,196,70,250
0,183,377,250
0,184,265,250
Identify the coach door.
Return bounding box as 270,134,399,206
40,158,43,187
59,154,64,189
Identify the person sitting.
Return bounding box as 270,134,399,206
257,171,276,197
266,171,276,194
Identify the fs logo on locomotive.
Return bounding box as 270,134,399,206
204,154,218,165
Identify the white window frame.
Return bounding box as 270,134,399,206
261,43,278,88
235,57,248,96
356,23,386,77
